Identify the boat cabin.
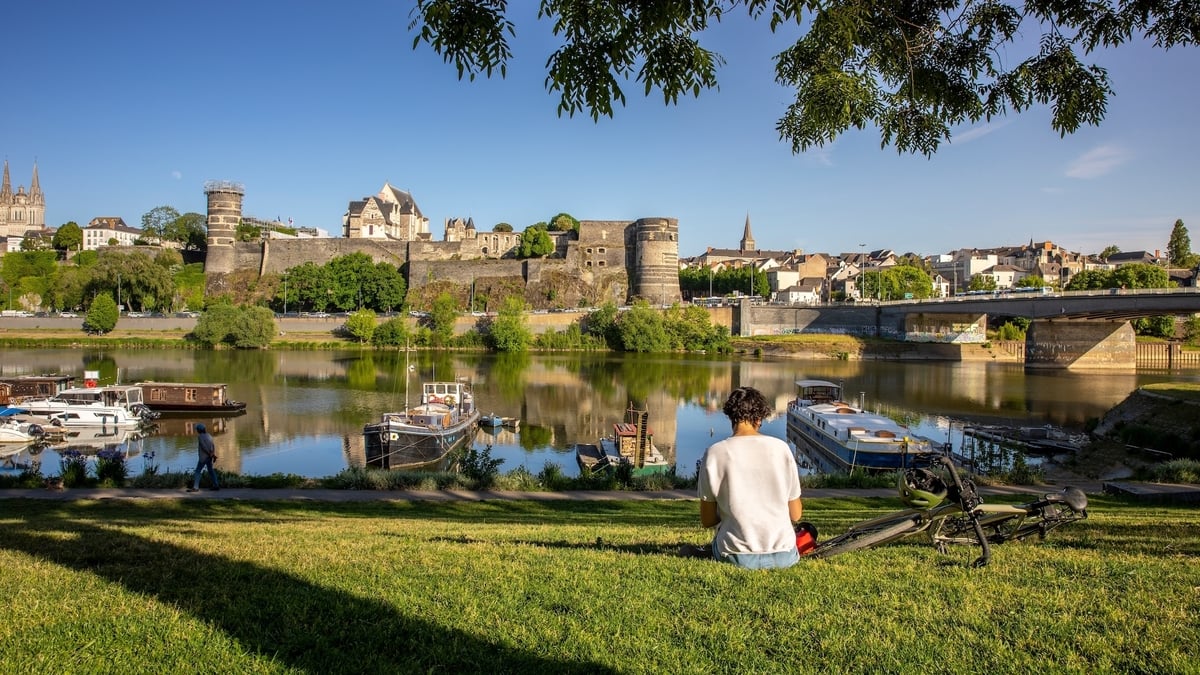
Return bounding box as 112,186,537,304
0,375,76,399
794,379,844,406
139,382,234,409
57,385,145,408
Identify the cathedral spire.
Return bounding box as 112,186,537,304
30,162,43,205
740,213,755,252
1,160,12,201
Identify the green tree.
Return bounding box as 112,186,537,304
52,222,83,253
409,1,1196,156
164,212,208,250
518,226,554,258
19,232,51,251
1099,245,1121,262
141,205,180,244
887,265,934,299
494,223,513,232
617,300,669,353
1134,315,1177,339
429,292,459,347
968,275,997,292
286,262,332,312
236,220,262,242
192,304,276,349
1015,275,1047,288
85,251,175,312
344,309,378,344
488,296,532,352
372,316,412,347
548,212,580,233
585,302,621,348
1166,219,1197,270
83,294,119,334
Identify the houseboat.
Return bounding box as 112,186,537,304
0,375,76,402
136,382,247,415
363,380,480,470
786,379,936,471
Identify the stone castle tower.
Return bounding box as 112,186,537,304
1,161,46,238
203,180,244,279
629,217,681,305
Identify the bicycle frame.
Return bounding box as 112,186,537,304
812,455,1089,567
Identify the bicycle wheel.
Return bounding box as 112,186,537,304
812,515,921,559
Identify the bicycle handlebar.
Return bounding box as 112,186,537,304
929,454,992,567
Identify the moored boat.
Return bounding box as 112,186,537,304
480,414,520,430
576,405,670,476
0,415,49,444
136,382,247,415
786,379,935,471
363,380,481,470
16,383,155,429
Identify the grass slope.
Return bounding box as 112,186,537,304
1,496,1196,673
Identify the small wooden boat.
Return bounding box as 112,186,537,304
576,405,670,476
136,382,247,415
480,414,520,430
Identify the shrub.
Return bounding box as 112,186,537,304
59,450,90,488
460,446,505,488
95,448,128,487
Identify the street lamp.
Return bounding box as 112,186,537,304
858,243,867,302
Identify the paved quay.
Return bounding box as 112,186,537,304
0,481,1130,503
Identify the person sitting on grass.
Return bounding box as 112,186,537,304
694,386,803,569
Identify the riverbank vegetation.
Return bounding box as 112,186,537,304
1,496,1195,672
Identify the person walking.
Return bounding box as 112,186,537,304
187,423,220,492
694,386,803,569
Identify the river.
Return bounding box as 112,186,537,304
2,349,1197,479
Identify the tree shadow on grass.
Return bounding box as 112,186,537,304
0,513,616,674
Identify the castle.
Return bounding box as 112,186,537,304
1,161,46,242
203,181,681,308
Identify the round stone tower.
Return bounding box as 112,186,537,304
630,217,681,305
203,180,244,279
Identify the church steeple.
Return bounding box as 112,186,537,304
30,162,43,205
740,213,755,252
1,160,12,201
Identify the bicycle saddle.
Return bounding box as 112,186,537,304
1045,486,1089,512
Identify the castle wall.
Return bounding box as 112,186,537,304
204,187,677,308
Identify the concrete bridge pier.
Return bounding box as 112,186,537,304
1025,319,1136,370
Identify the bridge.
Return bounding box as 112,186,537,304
741,288,1200,371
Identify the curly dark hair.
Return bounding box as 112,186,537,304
722,386,773,426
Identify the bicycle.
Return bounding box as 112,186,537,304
810,454,1089,567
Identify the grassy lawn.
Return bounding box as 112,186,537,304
1,495,1196,673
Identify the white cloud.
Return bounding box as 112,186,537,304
950,120,1011,144
171,170,182,180
1065,145,1129,179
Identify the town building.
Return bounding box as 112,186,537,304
1,161,47,250
343,182,430,240
84,217,143,250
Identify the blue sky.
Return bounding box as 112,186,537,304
5,2,1197,259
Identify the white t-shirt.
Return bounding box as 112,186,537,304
697,434,802,556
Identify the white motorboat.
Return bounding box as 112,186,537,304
0,416,50,443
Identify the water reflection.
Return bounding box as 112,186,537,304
0,349,1196,480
